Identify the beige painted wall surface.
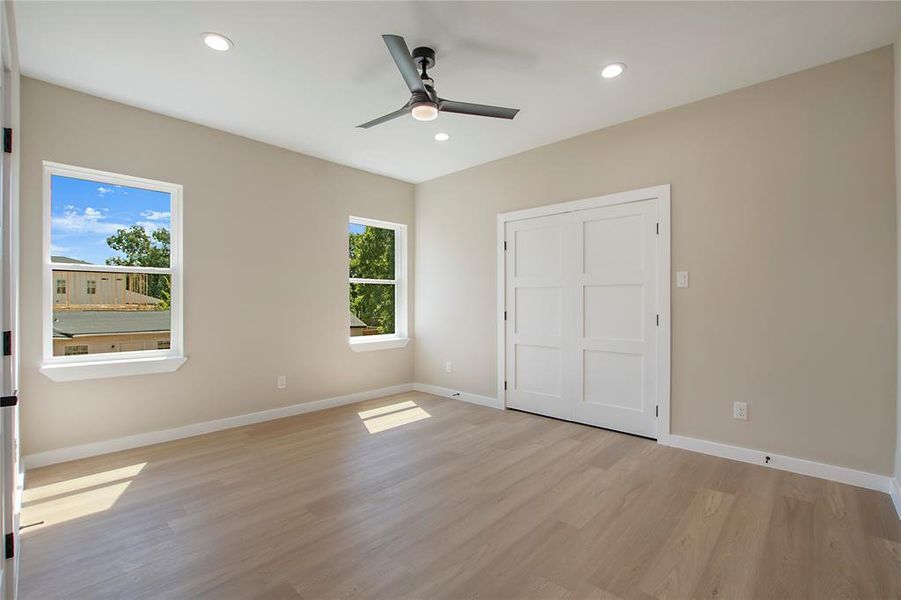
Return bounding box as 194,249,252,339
895,31,901,484
415,48,896,475
21,78,414,456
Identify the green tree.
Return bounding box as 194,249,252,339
349,226,395,334
106,226,170,307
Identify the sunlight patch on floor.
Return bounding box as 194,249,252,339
24,462,147,503
22,463,147,529
24,480,135,527
357,400,418,420
358,401,431,434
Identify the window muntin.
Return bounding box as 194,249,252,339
348,217,406,344
43,162,182,368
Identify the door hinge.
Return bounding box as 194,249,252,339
504,381,507,390
656,222,659,235
2,331,10,356
3,128,11,154
655,405,659,418
5,532,13,559
0,394,17,408
656,314,659,326
503,241,507,251
504,311,507,321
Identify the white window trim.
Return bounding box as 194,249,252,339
348,215,408,352
40,161,186,381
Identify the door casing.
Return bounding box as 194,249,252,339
496,184,671,444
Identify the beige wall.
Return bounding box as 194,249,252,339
21,78,414,456
895,30,901,485
414,48,897,475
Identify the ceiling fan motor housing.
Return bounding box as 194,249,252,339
412,46,436,71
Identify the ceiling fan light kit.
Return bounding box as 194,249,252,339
358,34,520,129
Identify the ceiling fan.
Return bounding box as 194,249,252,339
357,34,520,129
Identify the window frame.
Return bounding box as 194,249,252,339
348,215,408,352
40,161,186,381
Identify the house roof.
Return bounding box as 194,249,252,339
53,310,170,338
350,313,367,328
51,255,91,264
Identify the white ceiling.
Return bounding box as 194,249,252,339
14,1,901,183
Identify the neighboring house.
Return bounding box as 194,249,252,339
51,255,168,355
52,255,162,309
53,310,171,356
350,312,367,337
349,312,381,337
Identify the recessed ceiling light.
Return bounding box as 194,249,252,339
434,132,450,141
601,63,626,79
202,33,233,52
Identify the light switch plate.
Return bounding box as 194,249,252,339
676,271,689,288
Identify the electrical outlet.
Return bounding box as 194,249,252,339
733,401,748,420
676,271,689,288
277,375,287,389
445,361,453,373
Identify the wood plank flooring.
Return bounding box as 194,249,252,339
19,392,901,599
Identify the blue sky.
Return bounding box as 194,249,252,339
51,175,171,265
349,223,365,234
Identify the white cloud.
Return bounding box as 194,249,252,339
140,210,170,221
97,186,114,196
50,244,71,253
136,221,170,234
51,206,127,234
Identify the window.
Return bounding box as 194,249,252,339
41,162,185,382
348,216,408,351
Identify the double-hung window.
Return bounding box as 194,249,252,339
348,216,408,351
41,162,185,381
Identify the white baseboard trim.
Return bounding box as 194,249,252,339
664,434,892,495
890,477,901,519
413,382,503,410
23,383,414,469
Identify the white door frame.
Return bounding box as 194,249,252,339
496,184,671,443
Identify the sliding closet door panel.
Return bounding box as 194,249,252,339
504,214,572,420
573,200,658,437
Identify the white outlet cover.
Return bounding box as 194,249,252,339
676,271,689,288
277,375,287,389
733,401,748,420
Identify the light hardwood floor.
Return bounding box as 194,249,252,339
20,392,901,599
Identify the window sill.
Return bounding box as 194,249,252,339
40,355,187,382
349,337,409,352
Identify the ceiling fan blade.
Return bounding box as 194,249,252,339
357,106,410,129
439,99,519,120
382,34,426,95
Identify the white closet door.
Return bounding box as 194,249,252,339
503,198,659,438
504,213,572,421
572,200,658,437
